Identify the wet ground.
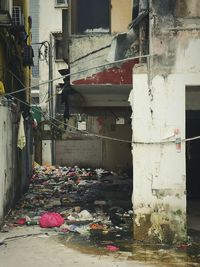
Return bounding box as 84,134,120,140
56,230,200,266
1,225,200,267
1,164,200,266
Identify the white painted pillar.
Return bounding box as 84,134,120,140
130,64,187,243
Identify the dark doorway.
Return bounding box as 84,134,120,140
186,86,200,233
186,110,200,199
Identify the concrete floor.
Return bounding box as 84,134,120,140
0,225,200,267
0,200,199,267
0,227,158,267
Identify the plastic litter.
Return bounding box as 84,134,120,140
78,210,93,221
5,164,133,251
106,245,119,252
16,218,26,225
39,212,64,228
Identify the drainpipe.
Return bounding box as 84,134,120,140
48,34,55,165
138,0,149,63
23,0,31,103
32,38,55,164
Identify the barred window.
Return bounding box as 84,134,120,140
55,0,68,7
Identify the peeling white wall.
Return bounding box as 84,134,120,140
0,107,14,224
131,71,187,201
130,37,200,243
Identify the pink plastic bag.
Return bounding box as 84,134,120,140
106,245,119,252
39,212,64,228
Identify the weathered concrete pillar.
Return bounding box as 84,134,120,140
129,64,187,244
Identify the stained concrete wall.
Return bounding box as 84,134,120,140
129,0,200,244
69,0,133,83
0,106,33,226
102,116,132,172
69,35,113,83
130,70,200,244
55,114,132,172
55,140,103,168
0,107,13,225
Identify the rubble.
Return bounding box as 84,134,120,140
3,163,133,249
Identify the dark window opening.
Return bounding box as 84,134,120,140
12,6,23,25
72,0,110,34
53,33,63,60
31,96,39,105
56,93,64,115
55,0,68,6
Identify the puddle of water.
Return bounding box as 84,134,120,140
56,231,200,266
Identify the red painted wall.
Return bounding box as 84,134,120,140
72,59,138,85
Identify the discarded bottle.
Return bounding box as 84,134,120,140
26,221,38,226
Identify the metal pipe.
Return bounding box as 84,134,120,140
49,34,55,165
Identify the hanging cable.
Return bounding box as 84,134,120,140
10,92,200,145
8,92,200,145
5,53,200,144
2,53,155,97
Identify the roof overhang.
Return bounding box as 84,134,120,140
71,84,132,108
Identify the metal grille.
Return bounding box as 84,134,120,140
55,0,68,6
12,6,22,25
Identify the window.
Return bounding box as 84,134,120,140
53,33,63,61
31,96,39,105
55,0,68,7
12,6,23,25
71,0,110,34
55,85,63,115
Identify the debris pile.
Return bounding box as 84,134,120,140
5,163,133,248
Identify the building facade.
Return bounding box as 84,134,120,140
129,0,200,243
57,0,137,173
61,0,200,244
29,0,68,165
0,0,33,225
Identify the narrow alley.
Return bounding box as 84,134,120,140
1,0,200,266
1,164,200,266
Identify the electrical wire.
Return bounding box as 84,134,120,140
10,92,200,145
8,92,200,145
16,94,133,143
5,54,200,144
6,70,131,142
5,70,67,134
2,53,154,97
4,73,132,143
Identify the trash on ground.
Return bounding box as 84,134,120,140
4,164,133,249
39,212,65,228
106,245,119,252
